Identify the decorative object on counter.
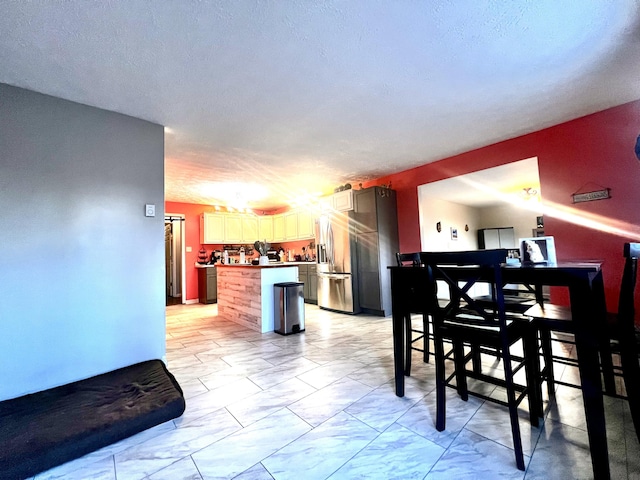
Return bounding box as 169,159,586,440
197,248,208,264
254,240,270,265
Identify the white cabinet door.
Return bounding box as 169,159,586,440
273,214,285,242
332,190,353,211
201,213,225,243
242,216,259,243
297,209,314,239
259,215,274,241
224,215,243,243
285,212,298,240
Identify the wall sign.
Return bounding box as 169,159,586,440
572,188,610,204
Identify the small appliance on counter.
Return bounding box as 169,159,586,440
209,250,221,264
267,250,281,263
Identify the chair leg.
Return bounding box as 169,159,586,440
422,313,430,363
471,343,482,374
404,314,412,376
523,325,542,424
619,330,640,442
501,338,526,471
453,340,468,401
434,332,447,432
538,326,555,397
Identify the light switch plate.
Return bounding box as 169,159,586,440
145,204,155,217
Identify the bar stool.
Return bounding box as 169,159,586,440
524,242,640,441
396,252,431,376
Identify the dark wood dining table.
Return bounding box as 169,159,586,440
389,261,611,480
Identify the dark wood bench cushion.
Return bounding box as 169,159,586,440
0,360,185,479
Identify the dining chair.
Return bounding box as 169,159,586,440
420,249,540,471
524,242,640,440
395,252,431,376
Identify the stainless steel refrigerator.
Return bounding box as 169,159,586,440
315,212,360,314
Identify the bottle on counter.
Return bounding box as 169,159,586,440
223,250,229,264
239,247,245,264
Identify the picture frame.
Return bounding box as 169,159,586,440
451,227,458,240
518,236,557,265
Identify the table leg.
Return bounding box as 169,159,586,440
391,270,406,397
393,309,405,397
571,282,610,480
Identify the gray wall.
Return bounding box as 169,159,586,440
0,84,165,401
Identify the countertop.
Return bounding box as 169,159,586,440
195,261,316,268
216,263,302,269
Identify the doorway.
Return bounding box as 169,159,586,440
165,214,185,306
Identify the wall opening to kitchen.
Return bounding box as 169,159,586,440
417,157,543,252
165,214,186,305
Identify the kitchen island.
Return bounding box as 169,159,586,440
216,263,299,333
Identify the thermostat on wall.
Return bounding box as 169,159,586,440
145,204,155,217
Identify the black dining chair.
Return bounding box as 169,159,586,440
396,252,431,376
524,242,640,440
420,249,540,471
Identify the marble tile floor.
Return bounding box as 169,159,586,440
33,303,640,480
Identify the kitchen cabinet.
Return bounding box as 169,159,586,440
353,186,399,316
198,267,217,304
297,210,314,239
332,190,354,211
478,227,515,249
200,213,225,243
224,215,243,243
259,216,273,241
284,212,298,240
201,211,314,244
273,214,285,241
242,216,259,243
297,263,317,304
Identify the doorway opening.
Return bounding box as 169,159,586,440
165,214,186,306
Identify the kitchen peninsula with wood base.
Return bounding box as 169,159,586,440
216,264,298,333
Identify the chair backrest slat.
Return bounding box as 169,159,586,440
618,242,640,321
396,252,421,267
419,249,509,328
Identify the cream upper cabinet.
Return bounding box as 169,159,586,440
332,190,354,211
201,213,225,244
284,212,298,240
224,215,243,243
259,215,274,242
297,209,314,239
273,214,285,242
242,216,259,243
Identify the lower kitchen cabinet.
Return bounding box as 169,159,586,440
297,264,317,304
198,267,217,304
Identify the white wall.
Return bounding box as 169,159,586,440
418,196,481,252
0,84,165,401
478,202,542,241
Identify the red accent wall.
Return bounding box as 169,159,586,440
365,99,640,313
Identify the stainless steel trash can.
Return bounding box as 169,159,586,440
273,282,305,335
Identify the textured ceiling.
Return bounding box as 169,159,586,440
1,1,639,210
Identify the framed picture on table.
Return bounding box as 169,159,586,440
518,236,557,265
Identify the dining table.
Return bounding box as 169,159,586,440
389,260,611,480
